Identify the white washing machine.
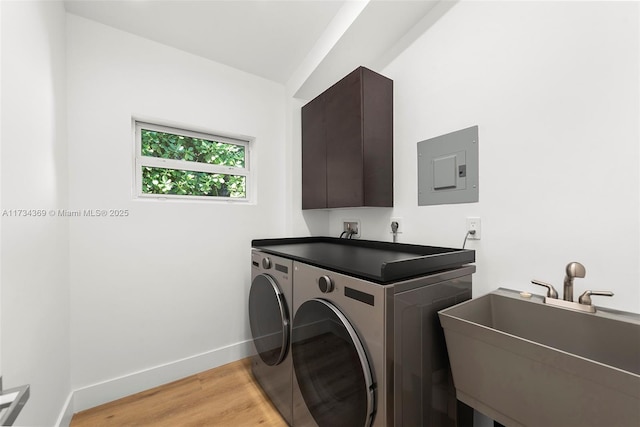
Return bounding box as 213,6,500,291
248,250,293,425
291,260,474,427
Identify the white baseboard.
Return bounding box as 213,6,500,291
55,392,75,427
56,340,255,426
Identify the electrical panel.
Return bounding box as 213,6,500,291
417,126,479,206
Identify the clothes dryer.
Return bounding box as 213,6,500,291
291,261,474,427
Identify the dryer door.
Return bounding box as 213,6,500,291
249,274,289,366
292,299,375,427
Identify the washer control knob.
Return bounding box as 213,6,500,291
262,257,272,269
318,276,334,293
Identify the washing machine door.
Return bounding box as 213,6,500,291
292,299,375,427
249,274,289,366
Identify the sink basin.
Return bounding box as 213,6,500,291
438,288,640,427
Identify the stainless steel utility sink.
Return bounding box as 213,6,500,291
438,288,640,427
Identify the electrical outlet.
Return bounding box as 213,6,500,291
390,217,403,234
466,217,481,240
343,220,361,238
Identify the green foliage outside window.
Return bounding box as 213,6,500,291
142,167,246,198
140,129,247,198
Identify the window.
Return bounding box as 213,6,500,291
134,121,251,201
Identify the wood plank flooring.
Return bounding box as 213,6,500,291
70,358,288,427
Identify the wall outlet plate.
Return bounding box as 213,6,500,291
343,220,361,238
466,217,481,240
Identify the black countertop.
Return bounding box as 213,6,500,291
252,237,475,284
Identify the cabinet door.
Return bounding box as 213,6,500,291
325,68,364,208
302,95,327,209
362,68,393,207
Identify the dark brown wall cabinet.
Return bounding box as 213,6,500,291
302,66,393,209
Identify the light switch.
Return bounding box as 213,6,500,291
433,155,457,190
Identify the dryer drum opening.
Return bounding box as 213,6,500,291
292,299,375,427
249,274,289,366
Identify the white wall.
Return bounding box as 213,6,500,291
0,1,70,425
327,1,639,312
66,14,288,407
0,0,3,380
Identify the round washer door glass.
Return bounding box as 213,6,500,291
292,299,375,427
248,274,289,366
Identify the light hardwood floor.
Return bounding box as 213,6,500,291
70,358,288,426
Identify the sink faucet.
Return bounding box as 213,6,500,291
563,262,586,302
532,262,614,313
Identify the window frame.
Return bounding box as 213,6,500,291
133,120,252,202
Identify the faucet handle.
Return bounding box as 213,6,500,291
578,290,614,306
532,280,559,299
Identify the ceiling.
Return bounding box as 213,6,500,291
64,0,450,100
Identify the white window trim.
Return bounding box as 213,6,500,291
133,121,252,202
